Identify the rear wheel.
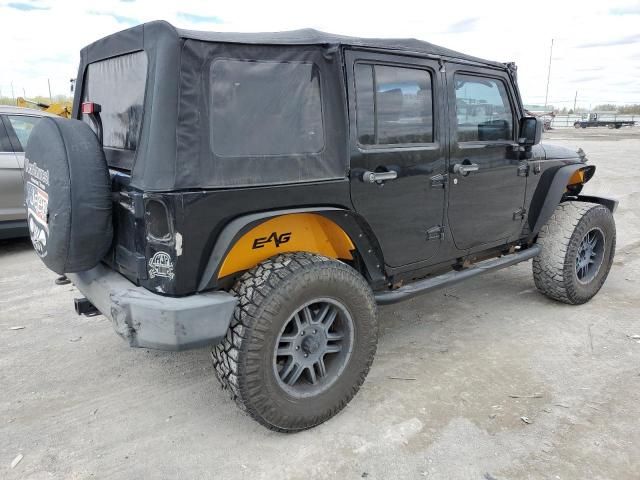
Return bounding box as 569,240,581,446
211,252,378,432
533,201,616,304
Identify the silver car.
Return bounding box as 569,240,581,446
0,106,57,239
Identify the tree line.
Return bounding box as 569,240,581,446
0,95,73,106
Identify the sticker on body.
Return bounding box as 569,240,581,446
149,251,175,279
25,181,49,258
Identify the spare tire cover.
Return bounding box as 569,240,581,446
24,117,112,274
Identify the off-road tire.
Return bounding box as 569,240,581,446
211,252,378,432
533,201,616,304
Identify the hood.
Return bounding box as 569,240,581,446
541,143,582,160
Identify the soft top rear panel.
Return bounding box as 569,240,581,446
74,21,181,190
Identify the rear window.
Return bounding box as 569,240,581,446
209,59,324,157
81,51,147,151
6,115,40,151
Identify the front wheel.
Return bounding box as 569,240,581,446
211,252,378,432
533,201,616,304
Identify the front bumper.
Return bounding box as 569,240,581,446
68,264,237,351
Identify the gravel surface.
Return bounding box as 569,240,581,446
2,128,639,479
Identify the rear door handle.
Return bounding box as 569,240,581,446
452,163,479,176
362,170,398,184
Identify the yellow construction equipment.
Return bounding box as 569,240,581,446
16,97,72,118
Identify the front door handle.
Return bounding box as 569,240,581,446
452,163,480,176
362,170,398,184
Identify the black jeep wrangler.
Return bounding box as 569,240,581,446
24,21,617,432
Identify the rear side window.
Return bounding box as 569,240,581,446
0,119,12,152
355,64,434,146
454,74,513,142
82,51,147,151
210,59,324,157
6,115,40,151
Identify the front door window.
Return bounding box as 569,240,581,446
454,75,514,142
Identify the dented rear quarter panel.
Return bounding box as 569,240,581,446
136,179,354,296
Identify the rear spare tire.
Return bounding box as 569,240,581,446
24,117,112,274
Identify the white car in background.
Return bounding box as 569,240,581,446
0,106,57,239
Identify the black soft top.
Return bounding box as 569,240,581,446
73,21,507,191
79,20,504,70
175,25,504,67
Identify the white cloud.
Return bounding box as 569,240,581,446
1,0,639,107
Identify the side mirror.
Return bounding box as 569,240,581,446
519,117,543,146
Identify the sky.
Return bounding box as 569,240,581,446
1,0,639,109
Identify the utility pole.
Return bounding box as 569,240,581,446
48,79,53,102
573,91,578,113
544,38,554,110
11,81,15,105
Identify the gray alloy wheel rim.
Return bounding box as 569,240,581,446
273,298,354,398
575,227,606,285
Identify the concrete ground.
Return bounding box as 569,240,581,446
2,127,639,480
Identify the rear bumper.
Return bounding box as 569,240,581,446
68,264,237,351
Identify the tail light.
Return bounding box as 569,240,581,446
81,102,101,114
145,198,172,242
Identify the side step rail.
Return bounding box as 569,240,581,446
375,245,541,305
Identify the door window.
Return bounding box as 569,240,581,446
355,64,433,146
454,75,513,142
6,115,40,151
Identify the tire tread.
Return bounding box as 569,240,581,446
533,201,615,304
211,252,377,432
